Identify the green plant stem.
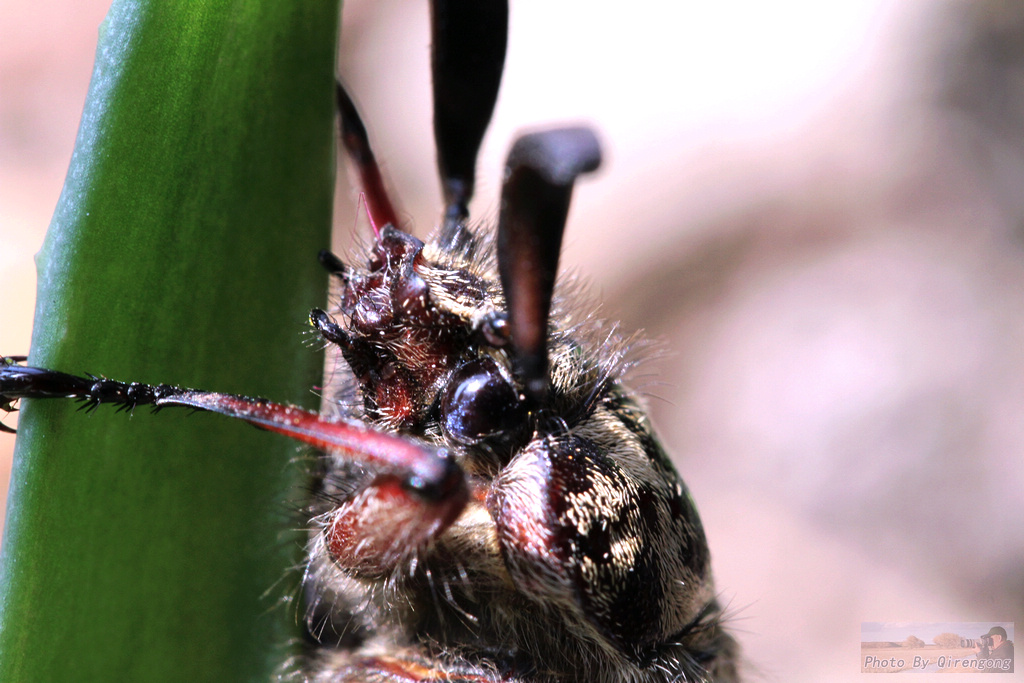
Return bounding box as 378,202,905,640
0,1,340,680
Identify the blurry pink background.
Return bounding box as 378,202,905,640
3,1,1023,681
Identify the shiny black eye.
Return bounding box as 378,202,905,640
441,357,523,443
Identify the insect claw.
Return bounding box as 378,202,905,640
1,355,27,414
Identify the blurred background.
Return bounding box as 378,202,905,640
2,1,1022,680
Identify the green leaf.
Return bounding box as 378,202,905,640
0,1,340,681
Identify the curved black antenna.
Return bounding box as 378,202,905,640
430,0,509,228
497,127,602,403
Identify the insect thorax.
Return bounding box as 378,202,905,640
304,222,735,682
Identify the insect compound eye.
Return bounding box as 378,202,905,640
440,356,524,443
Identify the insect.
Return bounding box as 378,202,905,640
1,1,737,681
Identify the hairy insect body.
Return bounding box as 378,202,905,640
304,223,736,682
1,3,739,679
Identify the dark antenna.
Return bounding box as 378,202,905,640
497,128,602,403
430,0,509,228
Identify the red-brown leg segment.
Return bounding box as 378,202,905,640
1,364,470,570
322,475,465,577
157,391,469,570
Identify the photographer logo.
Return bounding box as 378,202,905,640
861,622,1014,673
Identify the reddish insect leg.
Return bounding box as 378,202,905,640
336,82,400,234
321,476,460,578
0,360,469,572
158,391,470,575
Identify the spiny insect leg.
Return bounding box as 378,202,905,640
0,361,467,525
1,358,176,417
336,81,400,234
429,0,508,227
496,128,602,401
